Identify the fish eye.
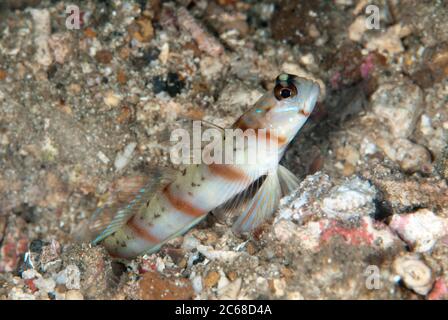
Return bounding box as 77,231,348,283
274,83,298,101
280,88,291,98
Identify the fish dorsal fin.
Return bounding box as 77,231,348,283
277,165,300,196
176,117,226,133
76,168,177,245
158,118,227,164
159,118,226,143
232,169,282,234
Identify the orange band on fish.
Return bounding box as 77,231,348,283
234,117,286,146
162,184,205,217
233,117,251,130
264,129,287,146
126,215,160,243
208,163,249,182
299,109,310,117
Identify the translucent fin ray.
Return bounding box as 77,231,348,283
277,165,300,196
232,171,282,234
82,168,177,244
211,172,264,225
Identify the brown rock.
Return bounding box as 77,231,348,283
182,42,201,57
129,17,154,43
412,43,448,88
119,47,131,60
116,106,132,124
83,27,97,39
246,242,256,255
0,69,7,80
428,44,448,78
370,176,448,215
165,248,186,267
226,271,238,281
204,271,220,288
139,272,194,300
117,69,127,85
60,244,114,299
343,163,356,176
95,50,113,64
280,267,294,278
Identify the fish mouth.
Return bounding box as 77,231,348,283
292,78,320,115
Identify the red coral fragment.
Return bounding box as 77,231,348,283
427,278,448,300
320,220,374,246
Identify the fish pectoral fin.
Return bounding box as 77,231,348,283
79,168,177,245
211,173,264,225
277,165,300,196
232,170,282,234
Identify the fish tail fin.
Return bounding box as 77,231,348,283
73,168,177,246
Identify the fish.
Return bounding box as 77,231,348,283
85,73,320,259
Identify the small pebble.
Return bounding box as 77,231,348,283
322,177,377,220
393,254,433,296
129,17,154,43
0,69,7,80
103,91,122,108
371,81,423,139
95,50,113,64
114,142,137,171
217,278,242,300
390,209,448,252
34,277,56,293
204,271,220,288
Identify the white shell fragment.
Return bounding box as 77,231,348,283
196,244,242,263
217,278,242,300
393,254,433,296
390,209,448,253
322,177,377,220
56,264,81,290
114,142,137,171
30,9,53,67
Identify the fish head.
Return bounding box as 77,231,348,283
242,73,320,143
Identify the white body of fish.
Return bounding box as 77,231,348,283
89,74,320,259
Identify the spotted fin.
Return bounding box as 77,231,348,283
159,118,227,164
232,170,282,234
